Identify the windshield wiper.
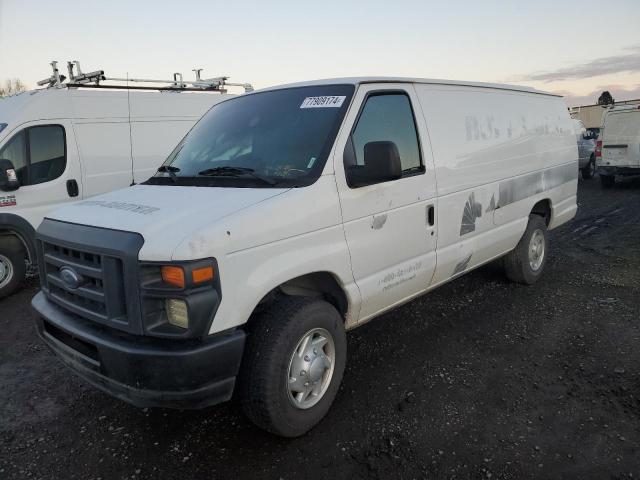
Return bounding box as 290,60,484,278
157,165,181,183
197,166,277,186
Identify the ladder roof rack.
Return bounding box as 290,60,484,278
37,60,253,93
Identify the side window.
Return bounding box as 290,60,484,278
0,125,65,186
0,131,27,184
28,126,66,185
351,93,422,172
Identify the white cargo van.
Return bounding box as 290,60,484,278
597,105,640,188
0,67,242,297
31,77,578,437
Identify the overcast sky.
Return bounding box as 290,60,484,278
1,0,639,106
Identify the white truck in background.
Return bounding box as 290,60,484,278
32,77,578,437
571,119,597,179
597,105,640,188
0,61,251,297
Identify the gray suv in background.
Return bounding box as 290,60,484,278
572,119,597,179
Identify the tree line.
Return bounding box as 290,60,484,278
0,79,27,97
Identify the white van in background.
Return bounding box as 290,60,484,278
597,105,640,188
32,77,578,437
0,63,249,297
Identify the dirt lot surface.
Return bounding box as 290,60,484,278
1,177,640,479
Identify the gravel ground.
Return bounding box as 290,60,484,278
1,177,639,479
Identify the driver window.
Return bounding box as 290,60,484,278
0,125,66,186
28,126,66,185
0,131,27,184
351,93,423,173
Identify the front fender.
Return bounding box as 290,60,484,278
210,224,360,334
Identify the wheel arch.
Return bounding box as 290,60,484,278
252,271,350,322
0,213,37,263
530,198,552,227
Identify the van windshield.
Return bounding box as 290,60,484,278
147,84,354,188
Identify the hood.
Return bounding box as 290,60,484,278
47,184,289,256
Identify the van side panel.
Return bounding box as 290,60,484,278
414,84,577,286
72,121,134,196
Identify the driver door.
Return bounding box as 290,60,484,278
333,83,438,322
0,120,83,229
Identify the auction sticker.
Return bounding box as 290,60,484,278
0,195,16,207
300,96,346,108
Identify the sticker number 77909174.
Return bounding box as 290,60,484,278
0,195,17,207
300,96,346,109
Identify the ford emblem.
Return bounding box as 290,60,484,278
59,266,85,290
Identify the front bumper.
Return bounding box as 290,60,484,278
32,291,245,409
597,165,640,176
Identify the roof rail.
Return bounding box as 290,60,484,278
36,61,67,88
38,60,253,93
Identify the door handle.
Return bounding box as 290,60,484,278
66,179,79,198
426,205,435,226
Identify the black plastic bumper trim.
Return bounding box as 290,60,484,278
597,166,640,176
32,291,245,409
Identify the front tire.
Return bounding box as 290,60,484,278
600,174,615,188
581,155,595,179
238,296,347,437
503,215,548,285
0,244,26,299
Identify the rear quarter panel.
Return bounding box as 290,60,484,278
414,84,577,286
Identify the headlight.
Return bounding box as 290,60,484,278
166,299,189,329
140,259,220,339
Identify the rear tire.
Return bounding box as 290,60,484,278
581,155,595,179
600,174,615,188
503,215,548,285
238,296,347,437
0,243,26,299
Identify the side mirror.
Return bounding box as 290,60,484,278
0,159,20,191
345,141,402,188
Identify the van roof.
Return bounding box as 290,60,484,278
255,77,560,97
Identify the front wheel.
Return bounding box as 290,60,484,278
238,296,347,437
0,244,27,299
503,215,548,285
581,155,595,179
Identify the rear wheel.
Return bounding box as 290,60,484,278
503,215,548,285
600,174,615,188
238,296,346,437
581,155,595,179
0,243,26,299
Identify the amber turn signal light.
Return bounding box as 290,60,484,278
192,266,214,284
161,266,185,288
